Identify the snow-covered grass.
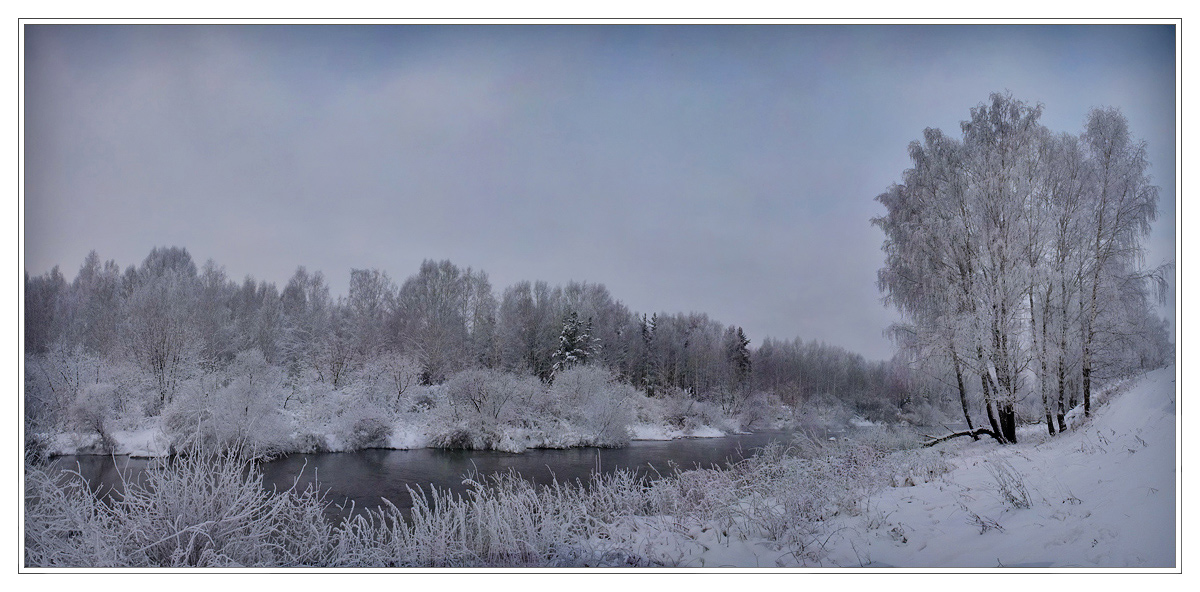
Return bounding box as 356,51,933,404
22,421,918,567
25,445,335,567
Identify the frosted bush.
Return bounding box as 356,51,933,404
738,391,783,430
162,350,291,457
794,398,854,435
987,458,1033,509
346,417,393,450
68,383,120,453
550,366,634,447
357,354,422,412
429,369,544,450
25,446,334,567
399,384,438,413
897,399,946,427
322,382,396,451
632,389,666,425
659,388,696,429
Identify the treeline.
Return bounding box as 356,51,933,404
24,247,919,451
874,93,1172,443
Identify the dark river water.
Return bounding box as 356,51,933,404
50,431,803,520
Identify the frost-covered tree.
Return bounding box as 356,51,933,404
63,251,124,356
875,94,1167,442
721,326,753,413
393,260,475,384
347,268,396,361
121,249,202,408
461,268,499,369
1077,107,1161,417
497,280,561,381
24,267,67,355
551,310,595,376
279,267,331,380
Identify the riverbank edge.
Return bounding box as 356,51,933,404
34,420,772,460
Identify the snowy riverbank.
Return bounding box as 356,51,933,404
42,417,739,458
686,366,1178,569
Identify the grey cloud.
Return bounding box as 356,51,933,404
23,24,1176,360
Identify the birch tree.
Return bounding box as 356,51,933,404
875,93,1166,442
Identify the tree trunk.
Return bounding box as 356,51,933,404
1082,278,1096,417
998,400,1017,443
977,345,1007,443
1056,356,1067,432
950,347,977,440
1057,269,1070,432
1035,290,1055,436
989,313,1017,444
982,377,1006,444
923,427,1002,447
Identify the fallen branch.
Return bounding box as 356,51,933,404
922,428,1002,447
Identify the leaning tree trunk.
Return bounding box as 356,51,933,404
990,312,1018,445
950,346,978,440
998,400,1017,443
981,370,1006,443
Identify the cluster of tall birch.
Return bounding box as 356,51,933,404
874,93,1170,443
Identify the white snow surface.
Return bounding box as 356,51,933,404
687,367,1178,569
630,423,726,441
46,425,169,458
849,416,877,428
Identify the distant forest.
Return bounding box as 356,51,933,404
25,247,915,434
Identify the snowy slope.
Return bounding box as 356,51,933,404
815,366,1178,569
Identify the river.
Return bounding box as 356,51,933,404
49,431,803,520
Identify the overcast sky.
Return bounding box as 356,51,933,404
23,24,1177,360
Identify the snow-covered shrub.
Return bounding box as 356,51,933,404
68,383,120,453
853,394,902,424
400,384,438,413
658,388,696,429
319,380,396,451
344,416,394,450
162,350,291,457
897,398,945,427
292,432,330,454
655,387,730,432
430,369,542,450
794,396,854,435
24,446,334,567
987,458,1032,509
550,366,634,447
631,389,666,425
358,354,422,413
24,345,108,431
281,369,338,432
738,391,783,430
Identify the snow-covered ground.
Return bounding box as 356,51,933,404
45,417,739,457
685,366,1178,569
629,423,727,441
46,426,169,458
